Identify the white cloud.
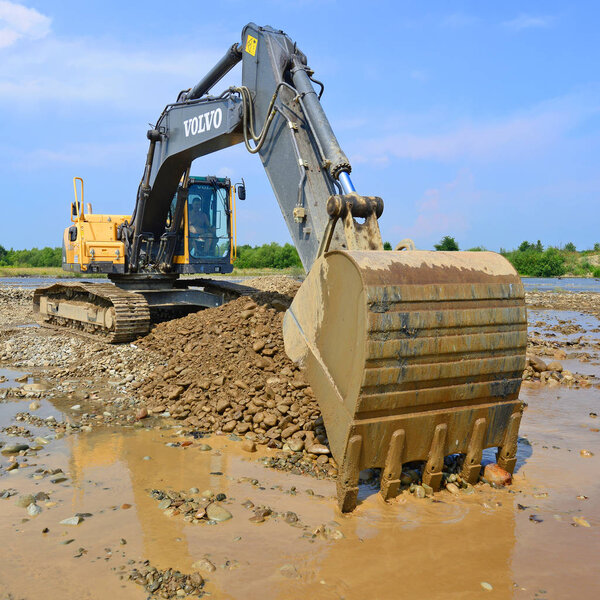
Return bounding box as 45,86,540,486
6,140,143,170
502,14,554,31
0,1,50,48
350,92,600,165
0,35,232,110
399,170,477,244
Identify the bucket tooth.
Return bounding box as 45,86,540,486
460,417,487,484
422,423,447,491
497,411,522,473
380,429,405,501
337,435,362,512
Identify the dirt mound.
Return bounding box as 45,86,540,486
243,276,301,297
135,289,327,450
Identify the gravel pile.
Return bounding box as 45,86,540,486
135,291,329,453
243,275,301,297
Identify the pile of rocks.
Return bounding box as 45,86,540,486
128,562,205,598
136,292,329,452
148,488,232,524
522,355,593,387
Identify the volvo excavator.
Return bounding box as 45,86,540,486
34,23,527,511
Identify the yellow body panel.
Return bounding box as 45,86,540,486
63,214,129,271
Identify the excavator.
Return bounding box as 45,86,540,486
34,23,527,511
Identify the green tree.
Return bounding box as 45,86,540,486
434,236,459,251
536,248,566,277
518,241,533,252
563,242,576,252
383,241,392,250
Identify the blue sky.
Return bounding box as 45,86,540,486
0,1,598,252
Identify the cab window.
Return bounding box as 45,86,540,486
187,182,230,260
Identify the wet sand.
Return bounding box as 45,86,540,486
1,291,599,599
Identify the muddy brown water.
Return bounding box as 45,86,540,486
1,313,600,599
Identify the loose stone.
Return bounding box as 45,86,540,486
483,463,512,486
206,503,232,522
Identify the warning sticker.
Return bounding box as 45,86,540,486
245,34,257,56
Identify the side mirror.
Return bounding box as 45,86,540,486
71,202,78,217
236,179,246,201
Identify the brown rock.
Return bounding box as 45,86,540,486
263,413,278,427
191,558,216,573
167,385,184,400
553,349,567,360
242,440,257,453
528,356,547,373
547,361,563,372
306,443,330,455
216,399,230,414
136,407,148,420
483,463,512,486
281,424,300,439
252,340,266,353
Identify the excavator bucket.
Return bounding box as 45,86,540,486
284,250,527,512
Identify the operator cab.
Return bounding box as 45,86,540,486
170,176,237,274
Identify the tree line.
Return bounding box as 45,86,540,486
432,236,600,278
4,238,600,278
0,245,62,267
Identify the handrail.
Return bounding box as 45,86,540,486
229,185,237,263
72,177,84,223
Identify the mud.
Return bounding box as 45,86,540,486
0,281,599,599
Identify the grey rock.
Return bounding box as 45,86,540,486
191,558,216,573
16,494,36,508
2,444,29,455
413,485,426,499
446,483,460,495
60,516,82,526
27,503,42,516
206,503,232,522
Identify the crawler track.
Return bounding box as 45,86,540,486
33,282,151,343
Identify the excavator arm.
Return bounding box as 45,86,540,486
126,23,363,273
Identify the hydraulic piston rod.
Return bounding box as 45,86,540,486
338,171,356,194
183,43,242,101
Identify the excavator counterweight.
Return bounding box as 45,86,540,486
34,23,527,512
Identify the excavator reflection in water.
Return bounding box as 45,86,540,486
64,427,519,599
